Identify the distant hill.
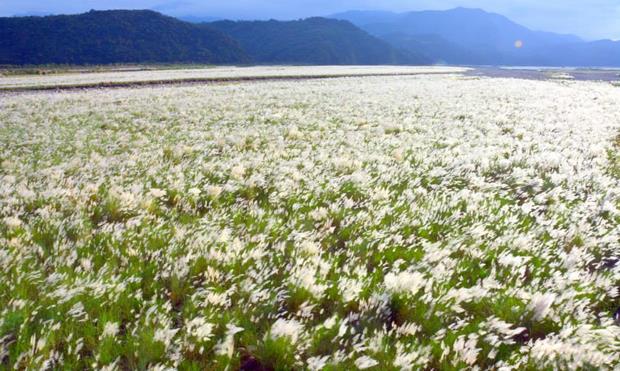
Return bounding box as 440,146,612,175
382,33,488,65
179,15,222,24
207,18,430,65
328,11,401,27
0,10,249,65
331,8,620,66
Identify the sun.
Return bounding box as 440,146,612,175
514,40,524,48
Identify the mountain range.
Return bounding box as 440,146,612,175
330,8,620,67
0,10,420,66
1,8,619,67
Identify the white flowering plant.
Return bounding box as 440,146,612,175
1,67,620,370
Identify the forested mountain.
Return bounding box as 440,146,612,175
0,10,249,65
0,11,425,66
206,18,429,65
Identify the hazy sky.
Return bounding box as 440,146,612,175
2,0,619,40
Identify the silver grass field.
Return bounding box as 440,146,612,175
1,68,620,370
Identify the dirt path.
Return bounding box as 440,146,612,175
0,71,461,94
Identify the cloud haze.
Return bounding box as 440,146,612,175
1,0,618,40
